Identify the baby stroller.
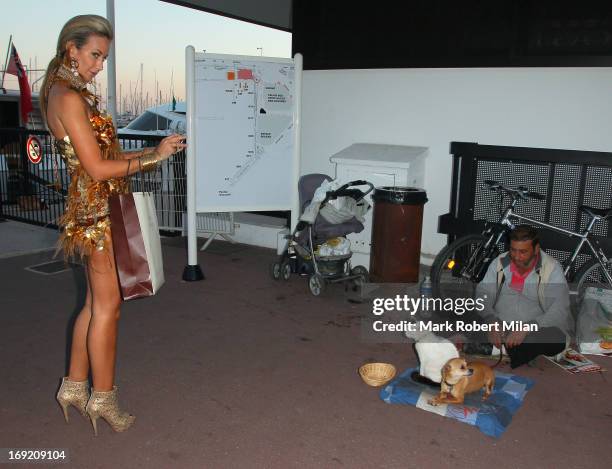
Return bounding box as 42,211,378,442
270,173,374,296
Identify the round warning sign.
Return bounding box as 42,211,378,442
26,136,43,164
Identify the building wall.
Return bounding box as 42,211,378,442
299,67,612,260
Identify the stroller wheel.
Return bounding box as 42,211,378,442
308,274,326,296
351,265,369,284
281,260,292,281
350,265,369,292
270,262,282,280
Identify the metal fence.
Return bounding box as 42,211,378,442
438,141,612,277
0,128,186,232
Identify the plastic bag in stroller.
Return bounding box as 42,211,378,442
270,174,374,296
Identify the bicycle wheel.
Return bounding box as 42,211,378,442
573,259,612,302
430,234,497,300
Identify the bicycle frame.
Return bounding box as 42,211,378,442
489,200,612,285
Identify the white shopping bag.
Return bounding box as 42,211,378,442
577,287,612,355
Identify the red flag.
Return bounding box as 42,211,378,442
6,44,33,125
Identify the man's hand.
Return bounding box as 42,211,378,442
505,330,528,348
488,329,503,349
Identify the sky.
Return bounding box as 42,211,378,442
0,0,292,112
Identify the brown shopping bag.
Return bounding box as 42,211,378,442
109,192,165,300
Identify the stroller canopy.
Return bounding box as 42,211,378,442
298,174,367,242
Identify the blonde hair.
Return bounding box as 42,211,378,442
40,14,113,124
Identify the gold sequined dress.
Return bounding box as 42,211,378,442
54,93,129,258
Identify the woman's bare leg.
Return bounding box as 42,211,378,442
66,272,92,382
87,230,122,391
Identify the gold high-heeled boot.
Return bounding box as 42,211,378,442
56,377,89,422
86,386,135,436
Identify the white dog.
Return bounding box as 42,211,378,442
404,326,459,383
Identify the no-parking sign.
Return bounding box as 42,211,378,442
26,136,42,164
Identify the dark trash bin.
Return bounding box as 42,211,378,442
369,187,427,282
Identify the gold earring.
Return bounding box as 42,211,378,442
70,57,79,77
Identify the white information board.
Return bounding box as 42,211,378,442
194,52,299,212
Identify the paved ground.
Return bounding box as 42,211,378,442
0,219,58,259
0,223,610,468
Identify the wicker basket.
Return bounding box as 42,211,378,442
358,362,397,387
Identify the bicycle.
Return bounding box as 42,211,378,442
430,180,612,301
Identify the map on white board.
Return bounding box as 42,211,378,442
194,53,295,212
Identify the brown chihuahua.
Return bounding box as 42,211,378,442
428,358,495,406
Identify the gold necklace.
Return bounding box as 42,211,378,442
54,63,89,91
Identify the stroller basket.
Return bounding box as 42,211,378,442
315,253,352,277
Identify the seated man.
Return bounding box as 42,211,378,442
474,226,573,368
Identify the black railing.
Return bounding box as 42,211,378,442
438,141,612,276
0,128,186,231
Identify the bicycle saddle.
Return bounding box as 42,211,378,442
579,205,612,220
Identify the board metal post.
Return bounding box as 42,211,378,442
183,45,204,281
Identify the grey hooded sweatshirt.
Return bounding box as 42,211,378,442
475,250,573,338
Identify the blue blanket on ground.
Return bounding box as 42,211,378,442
379,367,535,438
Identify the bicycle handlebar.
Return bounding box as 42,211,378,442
517,185,545,200
484,180,545,201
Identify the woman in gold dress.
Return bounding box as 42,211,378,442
41,15,185,435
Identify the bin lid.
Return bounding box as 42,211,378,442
372,186,428,204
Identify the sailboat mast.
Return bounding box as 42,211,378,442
1,35,13,90
155,69,159,130
140,63,143,115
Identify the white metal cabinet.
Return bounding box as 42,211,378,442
330,143,427,269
